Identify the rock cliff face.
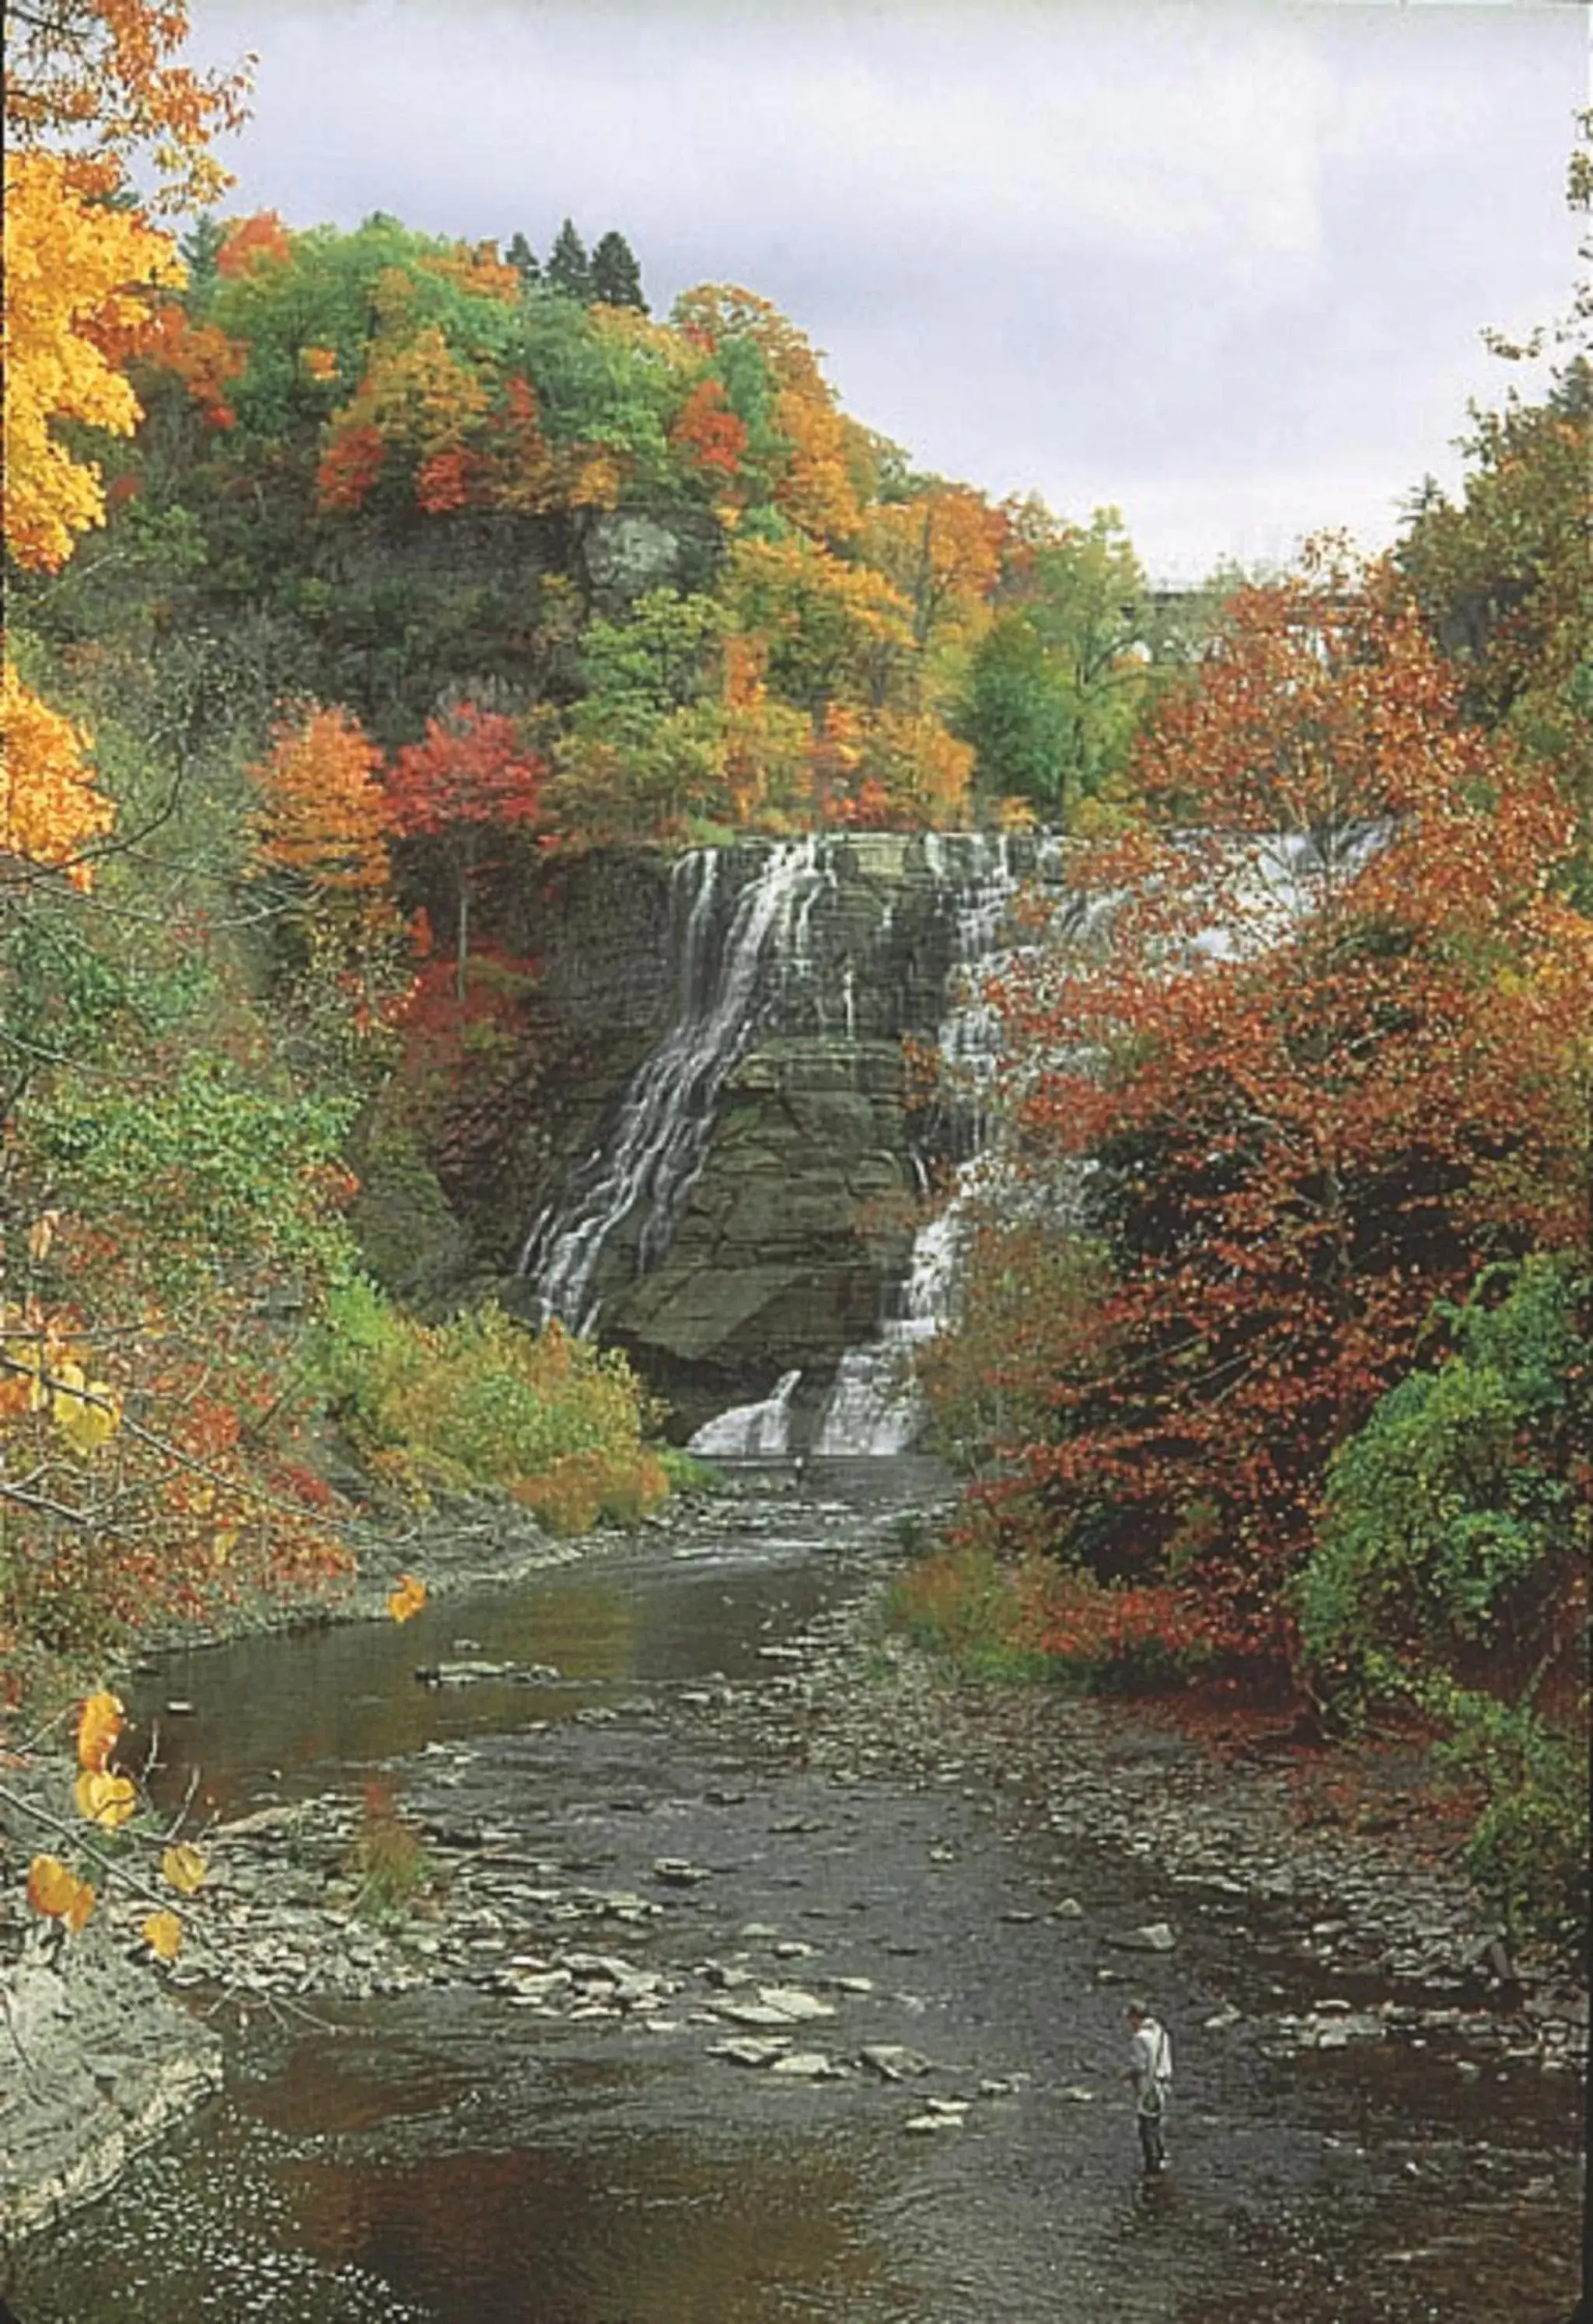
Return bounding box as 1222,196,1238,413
491,833,1051,1431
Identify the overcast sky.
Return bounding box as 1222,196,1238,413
186,1,1588,580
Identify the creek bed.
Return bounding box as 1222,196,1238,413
7,1461,1584,2322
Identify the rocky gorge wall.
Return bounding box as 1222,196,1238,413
475,833,1055,1434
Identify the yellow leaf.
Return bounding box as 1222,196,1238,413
386,1572,427,1624
26,1853,78,1917
73,1767,137,1830
142,1910,183,1961
49,1358,86,1418
162,1844,207,1897
26,1856,95,1931
52,1367,121,1455
212,1526,238,1568
26,1211,59,1261
76,1687,124,1771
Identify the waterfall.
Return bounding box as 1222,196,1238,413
686,1369,802,1460
811,836,1033,1457
809,1196,969,1456
518,840,834,1333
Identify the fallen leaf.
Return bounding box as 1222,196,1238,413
387,1572,428,1623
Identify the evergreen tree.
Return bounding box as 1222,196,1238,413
505,230,540,288
546,218,591,302
179,212,227,312
590,229,647,312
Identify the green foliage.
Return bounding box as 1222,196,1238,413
575,590,724,735
505,230,540,288
957,614,1076,814
314,1279,668,1523
1300,1257,1591,1714
590,229,646,312
546,217,592,302
1399,357,1592,866
885,1541,1057,1683
1298,1257,1589,1955
25,1056,357,1307
656,1446,721,1494
1434,1691,1590,1952
348,1781,435,1924
958,506,1156,823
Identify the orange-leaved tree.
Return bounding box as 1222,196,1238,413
967,550,1592,1665
4,0,253,212
250,705,393,906
247,705,409,1064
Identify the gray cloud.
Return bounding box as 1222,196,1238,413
189,0,1585,577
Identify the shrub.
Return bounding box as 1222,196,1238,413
314,1278,669,1527
1300,1257,1590,1952
348,1781,434,1924
1300,1256,1590,1715
886,1542,1055,1682
1434,1692,1590,1955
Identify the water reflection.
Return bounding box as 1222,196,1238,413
134,1541,840,1820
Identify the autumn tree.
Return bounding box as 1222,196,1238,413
4,0,253,211
671,284,861,539
2,0,250,888
955,553,1592,1664
386,704,547,993
1400,361,1592,877
2,148,185,889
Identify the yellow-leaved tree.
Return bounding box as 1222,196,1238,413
3,0,251,887
2,152,183,886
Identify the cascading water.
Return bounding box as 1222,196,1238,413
809,834,1044,1457
518,840,835,1334
805,824,1389,1454
686,1368,802,1459
518,828,1066,1457
809,1195,970,1456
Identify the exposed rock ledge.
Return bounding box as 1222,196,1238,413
0,1914,221,2244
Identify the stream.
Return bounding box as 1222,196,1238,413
9,1462,1584,2323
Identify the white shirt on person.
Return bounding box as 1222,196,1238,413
1129,2019,1172,2107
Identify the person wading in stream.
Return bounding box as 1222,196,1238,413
1123,2001,1173,2174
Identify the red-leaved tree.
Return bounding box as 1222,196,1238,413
384,703,547,995
970,550,1592,1664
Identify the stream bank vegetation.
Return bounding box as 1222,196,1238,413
903,128,1592,1946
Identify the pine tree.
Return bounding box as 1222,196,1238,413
505,230,540,288
590,229,647,312
179,213,227,309
546,218,591,302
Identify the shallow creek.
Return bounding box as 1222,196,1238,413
9,1463,1584,2322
